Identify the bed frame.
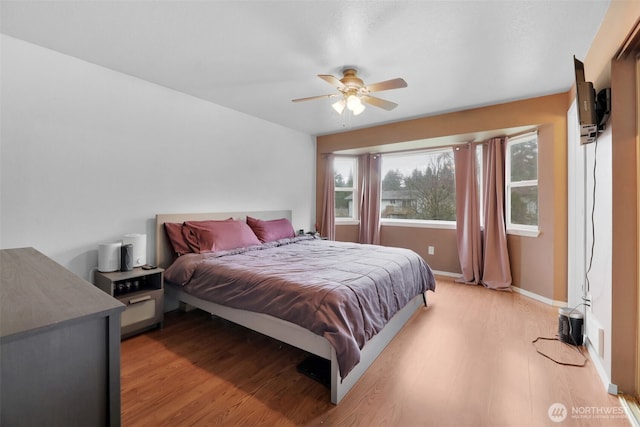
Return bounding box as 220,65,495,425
155,210,425,404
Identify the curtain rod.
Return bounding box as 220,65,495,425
375,141,473,157
333,129,538,157
377,129,539,155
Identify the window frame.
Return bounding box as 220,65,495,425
379,147,457,227
333,156,359,223
505,131,540,237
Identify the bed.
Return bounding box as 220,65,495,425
155,210,435,404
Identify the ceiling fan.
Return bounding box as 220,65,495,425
292,68,407,116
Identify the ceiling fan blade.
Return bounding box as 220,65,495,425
292,94,338,103
318,74,346,90
363,78,407,93
361,95,398,111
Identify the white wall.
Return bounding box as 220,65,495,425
567,99,614,391
567,101,586,309
0,35,316,280
585,124,614,390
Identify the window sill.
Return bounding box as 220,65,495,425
507,228,540,238
380,219,456,230
336,220,360,226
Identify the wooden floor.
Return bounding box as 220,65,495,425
121,277,629,426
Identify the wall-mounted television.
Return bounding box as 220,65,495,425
573,56,598,145
573,56,611,145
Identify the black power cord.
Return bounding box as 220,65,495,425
533,121,601,368
532,303,587,367
584,136,599,297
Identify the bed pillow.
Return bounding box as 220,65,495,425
164,222,193,256
183,219,261,253
246,216,296,243
181,218,234,252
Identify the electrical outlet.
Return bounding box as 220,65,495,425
428,246,435,255
598,328,605,357
586,315,604,357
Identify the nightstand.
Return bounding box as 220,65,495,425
94,267,164,339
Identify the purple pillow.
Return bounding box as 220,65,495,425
183,219,261,253
164,222,193,256
246,216,295,243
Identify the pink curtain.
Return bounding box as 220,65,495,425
453,144,482,284
482,138,512,291
320,154,336,240
358,154,381,245
454,139,512,291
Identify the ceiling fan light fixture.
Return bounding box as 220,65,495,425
293,68,405,116
346,94,365,115
332,98,346,114
346,94,361,110
351,101,366,116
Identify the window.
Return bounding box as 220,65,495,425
380,149,456,223
334,157,358,220
505,132,539,235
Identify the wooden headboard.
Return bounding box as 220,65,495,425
155,210,292,269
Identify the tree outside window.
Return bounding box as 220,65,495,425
334,157,357,220
506,133,539,232
381,149,456,222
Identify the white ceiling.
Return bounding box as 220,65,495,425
1,1,610,137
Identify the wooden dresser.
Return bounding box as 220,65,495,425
0,247,125,426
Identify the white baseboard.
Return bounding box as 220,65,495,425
509,286,618,396
431,270,461,278
434,275,568,308
510,286,620,397
586,336,618,395
435,274,622,399
511,286,566,307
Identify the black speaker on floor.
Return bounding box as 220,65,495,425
558,307,584,346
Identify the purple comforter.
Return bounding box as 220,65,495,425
164,236,436,378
